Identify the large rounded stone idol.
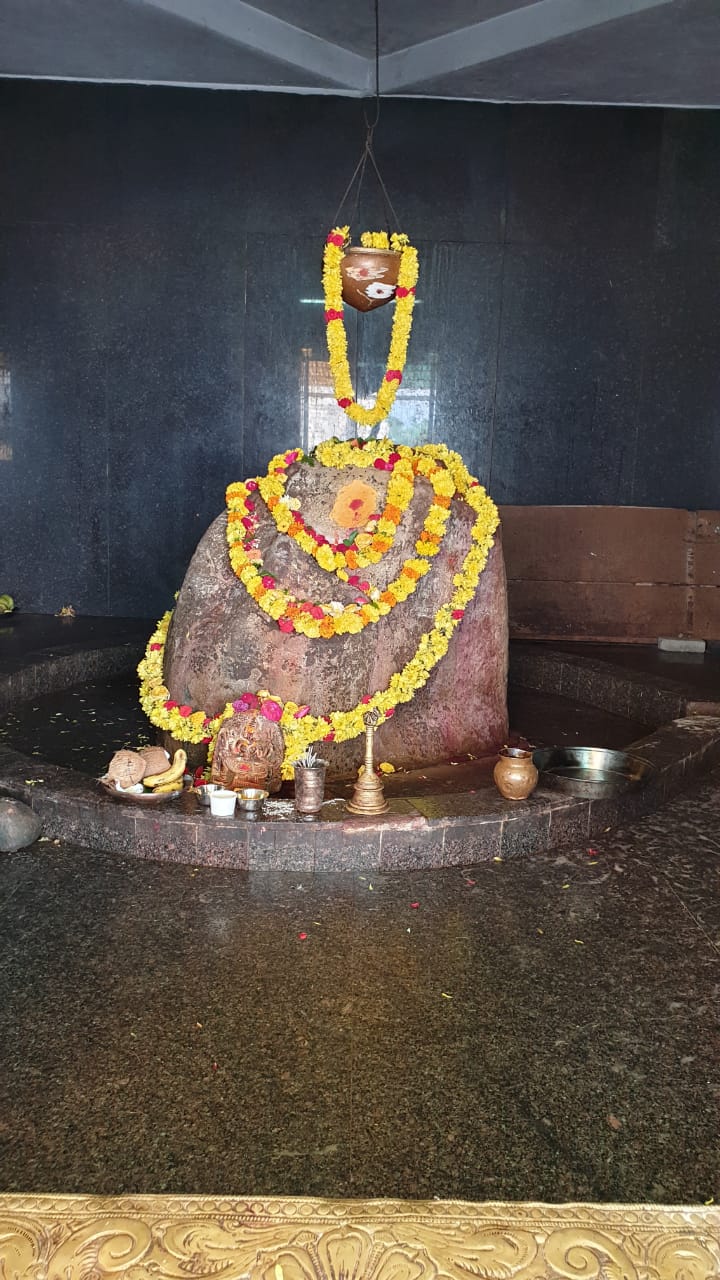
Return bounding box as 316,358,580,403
162,453,508,778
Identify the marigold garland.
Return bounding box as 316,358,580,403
226,440,492,638
139,443,499,780
323,226,418,427
248,438,456,604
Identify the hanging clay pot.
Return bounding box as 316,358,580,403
340,246,401,312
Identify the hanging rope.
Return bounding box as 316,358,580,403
332,0,401,233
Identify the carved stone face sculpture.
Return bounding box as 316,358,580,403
210,710,283,794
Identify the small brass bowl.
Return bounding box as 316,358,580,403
235,787,269,812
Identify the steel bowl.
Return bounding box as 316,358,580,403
235,787,269,813
193,782,220,807
532,746,655,797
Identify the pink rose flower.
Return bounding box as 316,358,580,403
278,618,295,633
294,705,310,719
246,479,258,491
261,698,283,722
261,575,275,589
233,693,259,712
309,605,325,620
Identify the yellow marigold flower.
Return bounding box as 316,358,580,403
316,544,335,572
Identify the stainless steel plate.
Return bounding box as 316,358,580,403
99,779,183,805
532,746,655,797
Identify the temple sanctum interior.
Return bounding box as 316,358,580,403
1,3,720,1276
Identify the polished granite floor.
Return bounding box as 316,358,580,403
1,769,719,1203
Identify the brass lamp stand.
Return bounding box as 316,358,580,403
346,709,389,815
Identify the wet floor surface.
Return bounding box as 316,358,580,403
0,676,650,786
1,769,719,1202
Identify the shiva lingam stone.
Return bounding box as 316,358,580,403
493,746,539,801
346,709,389,815
163,456,509,778
340,246,400,312
210,710,283,794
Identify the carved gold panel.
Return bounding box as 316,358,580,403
0,1195,718,1280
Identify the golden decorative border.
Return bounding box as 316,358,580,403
0,1195,718,1279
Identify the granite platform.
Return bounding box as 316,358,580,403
1,615,719,870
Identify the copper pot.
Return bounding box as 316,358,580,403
340,247,400,312
493,747,539,801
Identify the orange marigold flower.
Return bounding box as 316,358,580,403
380,590,397,607
434,495,453,509
383,503,403,524
374,537,392,553
266,495,280,509
285,603,301,620
319,616,335,638
288,521,303,538
346,549,359,569
402,566,420,581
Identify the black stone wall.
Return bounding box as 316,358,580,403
1,81,719,616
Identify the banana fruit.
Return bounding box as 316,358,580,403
143,748,187,789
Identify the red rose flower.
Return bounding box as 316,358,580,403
324,309,343,323
309,605,325,620
323,732,335,742
164,700,178,710
385,708,395,717
201,736,212,744
326,232,344,247
277,617,295,633
246,479,258,491
388,452,401,465
452,609,465,620
361,695,372,704
385,369,402,383
337,397,352,409
149,643,162,651
178,705,193,718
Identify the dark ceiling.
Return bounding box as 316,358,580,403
0,0,718,106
